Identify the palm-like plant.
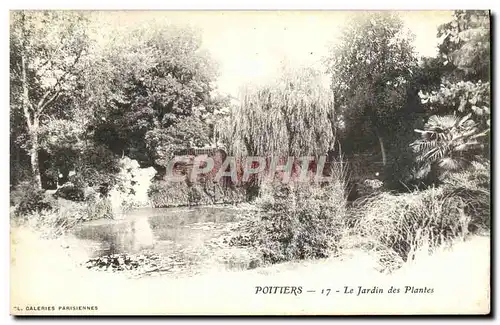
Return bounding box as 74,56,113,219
410,114,489,179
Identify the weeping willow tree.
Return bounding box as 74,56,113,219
215,66,336,158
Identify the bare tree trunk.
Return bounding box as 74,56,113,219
29,130,42,189
377,134,387,167
20,23,42,190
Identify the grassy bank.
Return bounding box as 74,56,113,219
10,182,115,238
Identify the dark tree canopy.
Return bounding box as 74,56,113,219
86,23,220,166
327,12,418,164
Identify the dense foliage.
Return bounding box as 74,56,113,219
230,183,347,263
215,66,336,157
327,12,419,167
10,11,91,189
411,10,490,181
411,114,488,179
11,181,56,215
88,24,220,166
10,11,490,272
10,12,226,191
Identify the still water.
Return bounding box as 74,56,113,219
73,206,244,260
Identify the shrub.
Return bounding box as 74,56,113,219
13,195,115,239
12,181,57,216
149,181,210,207
54,183,86,201
410,114,488,181
148,180,246,207
11,181,116,240
83,197,115,220
246,181,347,264
57,196,115,222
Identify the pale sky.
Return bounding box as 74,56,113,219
92,11,454,97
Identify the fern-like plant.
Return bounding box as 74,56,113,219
410,114,488,179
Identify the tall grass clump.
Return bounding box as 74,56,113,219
16,209,82,239
440,160,490,229
348,161,490,271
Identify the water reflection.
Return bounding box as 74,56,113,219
130,216,155,251
73,206,240,257
73,218,154,256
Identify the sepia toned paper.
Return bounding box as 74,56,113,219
9,10,491,316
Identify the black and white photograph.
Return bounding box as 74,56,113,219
8,9,491,315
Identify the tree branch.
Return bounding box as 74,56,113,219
37,45,84,114
39,91,60,113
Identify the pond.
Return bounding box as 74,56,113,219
72,206,259,276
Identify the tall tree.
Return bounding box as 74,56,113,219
10,11,90,188
86,22,218,166
216,66,336,158
327,12,418,166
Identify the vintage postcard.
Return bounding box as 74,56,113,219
9,10,491,315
